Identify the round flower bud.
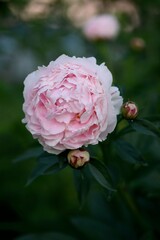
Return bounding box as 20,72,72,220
67,149,90,169
121,101,138,120
130,37,145,51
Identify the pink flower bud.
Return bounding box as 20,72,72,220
121,101,138,120
67,149,90,168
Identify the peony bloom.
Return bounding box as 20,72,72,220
83,14,120,40
67,149,90,168
22,55,123,154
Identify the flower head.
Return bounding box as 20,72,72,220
22,54,123,154
121,101,138,120
83,14,120,40
67,149,90,168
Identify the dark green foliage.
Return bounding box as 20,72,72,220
13,147,44,163
73,168,90,208
88,159,115,192
26,152,68,185
114,138,146,165
129,118,160,137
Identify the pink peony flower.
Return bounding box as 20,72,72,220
83,14,120,40
22,55,123,154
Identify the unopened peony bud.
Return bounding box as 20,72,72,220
121,101,138,120
67,149,90,169
130,37,145,51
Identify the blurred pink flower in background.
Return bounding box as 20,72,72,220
22,55,123,154
83,14,120,40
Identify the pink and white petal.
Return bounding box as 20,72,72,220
43,135,63,147
110,86,123,114
80,108,94,123
97,63,113,92
54,112,74,123
39,117,66,134
23,71,39,101
42,144,64,155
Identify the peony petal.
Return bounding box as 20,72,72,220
39,117,66,134
23,71,39,102
110,86,123,114
97,63,113,93
54,112,74,123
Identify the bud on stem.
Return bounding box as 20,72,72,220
121,101,138,120
130,37,145,51
67,149,90,169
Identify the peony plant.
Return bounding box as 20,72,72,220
19,54,160,202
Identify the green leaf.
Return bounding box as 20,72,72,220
73,169,90,208
13,147,43,163
26,152,67,185
87,144,103,160
129,118,160,137
114,139,147,165
88,159,116,191
44,161,68,175
116,125,135,138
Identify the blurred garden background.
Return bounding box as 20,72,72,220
0,0,160,239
